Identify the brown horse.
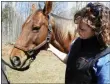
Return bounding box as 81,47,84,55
8,2,77,70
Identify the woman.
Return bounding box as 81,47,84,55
48,2,110,84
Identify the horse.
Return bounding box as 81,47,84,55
6,1,77,70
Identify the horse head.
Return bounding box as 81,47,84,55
9,1,52,70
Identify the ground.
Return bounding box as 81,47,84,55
2,44,66,83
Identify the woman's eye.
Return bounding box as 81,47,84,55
79,27,86,31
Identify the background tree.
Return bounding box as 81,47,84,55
1,1,110,44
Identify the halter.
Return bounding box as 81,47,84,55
2,14,52,71
14,14,52,60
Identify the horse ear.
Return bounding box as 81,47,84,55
31,4,37,13
43,1,52,15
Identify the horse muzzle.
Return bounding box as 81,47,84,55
9,55,33,71
10,56,21,67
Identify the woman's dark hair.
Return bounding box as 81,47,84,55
74,2,110,45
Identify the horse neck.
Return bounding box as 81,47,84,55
50,13,77,53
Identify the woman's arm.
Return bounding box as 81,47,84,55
48,44,68,64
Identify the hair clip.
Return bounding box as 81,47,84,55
87,3,100,16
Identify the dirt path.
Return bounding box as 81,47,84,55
2,44,66,83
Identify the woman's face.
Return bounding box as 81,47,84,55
77,20,95,39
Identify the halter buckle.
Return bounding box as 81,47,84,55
27,50,35,56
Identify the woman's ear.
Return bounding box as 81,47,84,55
43,1,52,15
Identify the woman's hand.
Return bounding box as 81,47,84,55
47,44,55,52
47,44,68,64
47,44,60,53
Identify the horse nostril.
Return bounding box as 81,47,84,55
11,56,21,67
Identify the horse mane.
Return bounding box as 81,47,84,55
50,13,77,42
50,13,73,20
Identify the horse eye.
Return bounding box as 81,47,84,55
32,27,40,31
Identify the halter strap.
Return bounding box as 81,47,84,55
14,14,52,58
2,14,52,71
